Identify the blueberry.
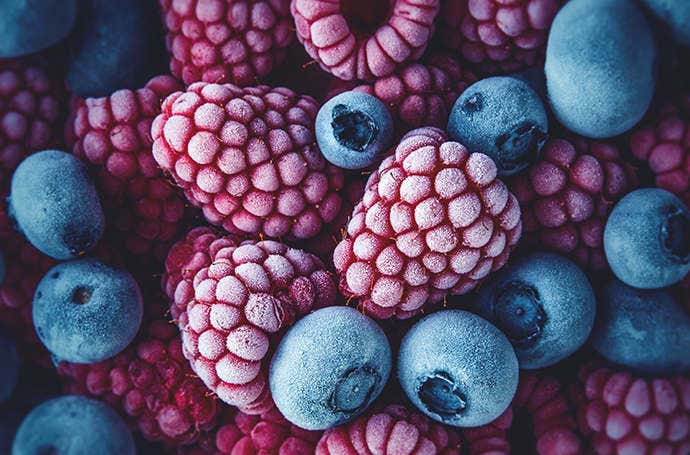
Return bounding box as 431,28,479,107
447,76,548,176
66,0,166,97
12,395,135,455
545,0,656,138
476,252,595,369
604,188,690,289
0,330,18,403
0,0,77,58
641,0,690,47
316,91,395,170
9,150,105,260
269,306,392,430
592,279,690,375
397,310,518,427
32,259,143,363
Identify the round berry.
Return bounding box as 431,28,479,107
604,188,690,289
641,0,690,46
448,76,547,175
0,330,17,403
398,310,518,427
316,91,395,170
476,252,595,369
12,396,135,455
32,259,143,363
9,150,105,260
269,306,392,430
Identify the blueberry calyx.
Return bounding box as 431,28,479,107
328,365,379,414
660,208,690,263
417,371,466,418
494,121,546,173
71,286,93,305
461,94,483,114
63,229,95,256
36,445,57,455
492,280,546,348
331,104,379,152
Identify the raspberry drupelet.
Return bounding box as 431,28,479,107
291,0,440,81
461,409,511,454
152,82,345,240
334,127,522,319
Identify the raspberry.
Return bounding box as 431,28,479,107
164,233,337,412
462,409,511,454
333,127,522,319
571,361,690,454
152,83,345,240
57,319,219,446
436,0,561,75
315,404,463,455
159,0,294,86
509,136,637,272
67,75,188,257
291,0,440,81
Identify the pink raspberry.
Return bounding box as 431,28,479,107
67,75,188,257
159,0,294,86
316,404,463,455
333,127,522,319
436,0,561,75
291,0,440,81
462,409,511,454
152,83,345,240
164,232,337,412
571,361,690,454
58,319,219,446
509,136,637,272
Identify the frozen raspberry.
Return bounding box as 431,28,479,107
67,75,188,257
164,234,337,412
436,0,561,75
333,127,522,319
316,404,463,455
159,0,294,86
57,319,219,446
152,83,345,240
291,0,440,81
462,409,511,454
509,136,637,272
571,361,690,454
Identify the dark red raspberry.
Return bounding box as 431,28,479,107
334,127,522,319
436,0,561,75
164,233,337,413
67,75,188,257
571,361,690,454
462,409,511,454
509,136,637,272
291,0,440,81
58,318,219,446
316,404,463,455
152,83,345,240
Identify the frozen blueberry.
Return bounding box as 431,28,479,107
398,310,518,427
641,0,690,46
12,395,135,455
592,279,690,375
32,259,143,363
604,188,690,289
447,76,548,176
545,0,656,138
269,306,392,430
316,91,395,170
476,252,595,369
0,0,77,58
66,0,166,97
0,330,18,403
9,150,105,260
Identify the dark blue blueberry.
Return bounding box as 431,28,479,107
32,259,143,363
447,76,548,176
397,310,518,427
604,188,690,289
12,395,135,455
0,330,18,403
641,0,690,47
269,306,391,430
475,252,595,369
316,91,395,170
592,279,690,375
0,0,77,58
66,0,167,97
9,150,105,260
545,0,656,138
